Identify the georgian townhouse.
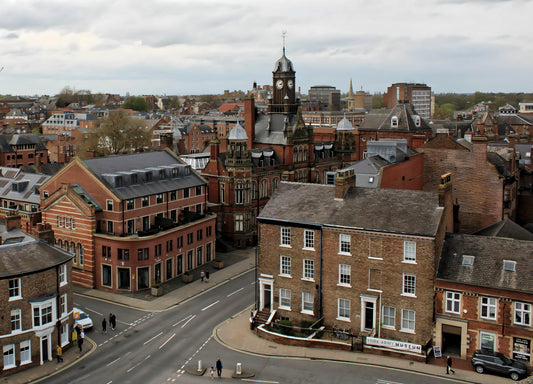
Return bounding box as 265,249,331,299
255,170,451,357
0,224,74,375
434,233,533,364
39,149,216,292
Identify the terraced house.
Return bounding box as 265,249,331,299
39,149,216,293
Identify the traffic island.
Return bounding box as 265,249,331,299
184,365,206,376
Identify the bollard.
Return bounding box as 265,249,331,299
197,359,202,372
236,362,242,375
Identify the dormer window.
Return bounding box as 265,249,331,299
391,116,399,127
413,115,421,127
131,174,138,185
462,255,475,266
503,260,516,272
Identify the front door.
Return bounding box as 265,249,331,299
263,284,271,311
42,336,48,361
364,302,374,330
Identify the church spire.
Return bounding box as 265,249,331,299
349,78,354,97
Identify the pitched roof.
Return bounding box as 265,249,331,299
258,182,443,237
360,103,431,132
437,233,533,293
473,218,533,241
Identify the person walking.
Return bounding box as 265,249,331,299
200,270,205,282
102,317,107,333
446,355,455,374
205,270,210,283
210,366,215,379
110,313,117,330
78,330,85,352
56,345,63,363
215,358,223,377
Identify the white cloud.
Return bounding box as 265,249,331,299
0,0,531,95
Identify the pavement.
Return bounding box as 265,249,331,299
3,247,521,384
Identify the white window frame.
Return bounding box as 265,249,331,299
303,230,315,250
302,292,314,314
445,291,461,314
59,264,67,286
382,306,396,328
279,288,291,309
402,274,416,297
403,241,416,263
337,298,351,321
3,344,15,369
280,255,291,276
71,218,76,229
11,309,21,333
338,264,351,286
303,259,314,280
514,302,531,326
401,309,415,333
480,297,497,320
339,234,351,255
280,227,291,247
20,340,31,365
32,299,56,329
8,278,21,301
60,293,68,315
234,214,244,232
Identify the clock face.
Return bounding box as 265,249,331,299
287,80,294,89
276,79,284,89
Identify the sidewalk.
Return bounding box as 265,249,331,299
3,247,519,383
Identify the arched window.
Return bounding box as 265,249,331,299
272,178,279,193
260,179,269,198
252,181,258,200
57,239,62,248
235,182,244,204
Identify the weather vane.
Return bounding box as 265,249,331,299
282,31,287,53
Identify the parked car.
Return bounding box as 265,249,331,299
471,350,527,381
73,307,93,330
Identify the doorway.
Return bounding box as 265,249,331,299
41,336,48,361
442,324,462,355
263,284,272,311
365,302,375,330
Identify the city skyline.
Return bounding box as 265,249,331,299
1,0,531,97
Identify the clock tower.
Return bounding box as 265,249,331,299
270,39,297,114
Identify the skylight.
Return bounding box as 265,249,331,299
462,255,475,266
503,260,516,272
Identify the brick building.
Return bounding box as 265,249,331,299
0,134,49,168
434,233,533,364
384,83,432,120
255,171,451,357
0,222,74,375
419,132,519,234
39,150,216,292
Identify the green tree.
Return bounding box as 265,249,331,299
372,92,386,109
122,96,148,111
78,110,152,157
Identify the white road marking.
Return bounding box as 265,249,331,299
227,287,244,297
172,315,192,327
143,331,163,345
201,300,220,311
106,357,120,366
159,333,176,349
181,314,196,328
241,380,280,383
126,354,150,373
85,307,103,316
376,380,405,384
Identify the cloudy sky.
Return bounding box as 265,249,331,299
1,0,531,97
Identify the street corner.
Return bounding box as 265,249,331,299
231,369,255,379
184,365,207,376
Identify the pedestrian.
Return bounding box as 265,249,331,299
446,355,455,374
102,317,107,333
200,269,205,282
210,366,215,379
109,313,113,329
216,358,223,377
78,330,85,352
111,313,117,330
56,345,63,363
205,270,210,283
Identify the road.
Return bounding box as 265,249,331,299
41,271,464,384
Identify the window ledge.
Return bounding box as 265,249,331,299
301,278,315,283
402,260,417,265
279,244,291,248
368,257,383,261
337,283,352,288
301,310,314,315
278,306,291,311
401,293,417,298
382,325,396,330
336,317,351,322
367,288,382,293
399,328,416,334
445,311,461,316
8,297,22,302
302,247,315,252
279,274,292,279
60,281,68,287
20,360,32,366
338,252,351,256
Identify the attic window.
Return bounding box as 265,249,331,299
391,116,399,127
503,260,516,272
131,174,138,185
368,176,374,183
414,115,421,127
462,255,475,266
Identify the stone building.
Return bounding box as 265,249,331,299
255,171,451,356
39,150,216,292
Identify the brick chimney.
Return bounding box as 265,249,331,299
438,173,454,233
244,96,255,150
210,139,220,161
34,222,54,244
335,169,355,200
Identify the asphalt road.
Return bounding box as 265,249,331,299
41,271,464,384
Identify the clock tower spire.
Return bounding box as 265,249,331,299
270,32,297,114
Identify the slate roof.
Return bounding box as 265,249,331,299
0,134,47,152
0,169,49,204
258,182,443,237
0,240,72,278
473,218,533,241
228,122,248,140
82,150,206,200
254,113,297,145
437,233,533,293
359,103,431,132
486,151,509,177
345,155,391,174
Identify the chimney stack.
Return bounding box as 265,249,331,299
335,169,356,200
244,96,255,150
438,173,454,233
